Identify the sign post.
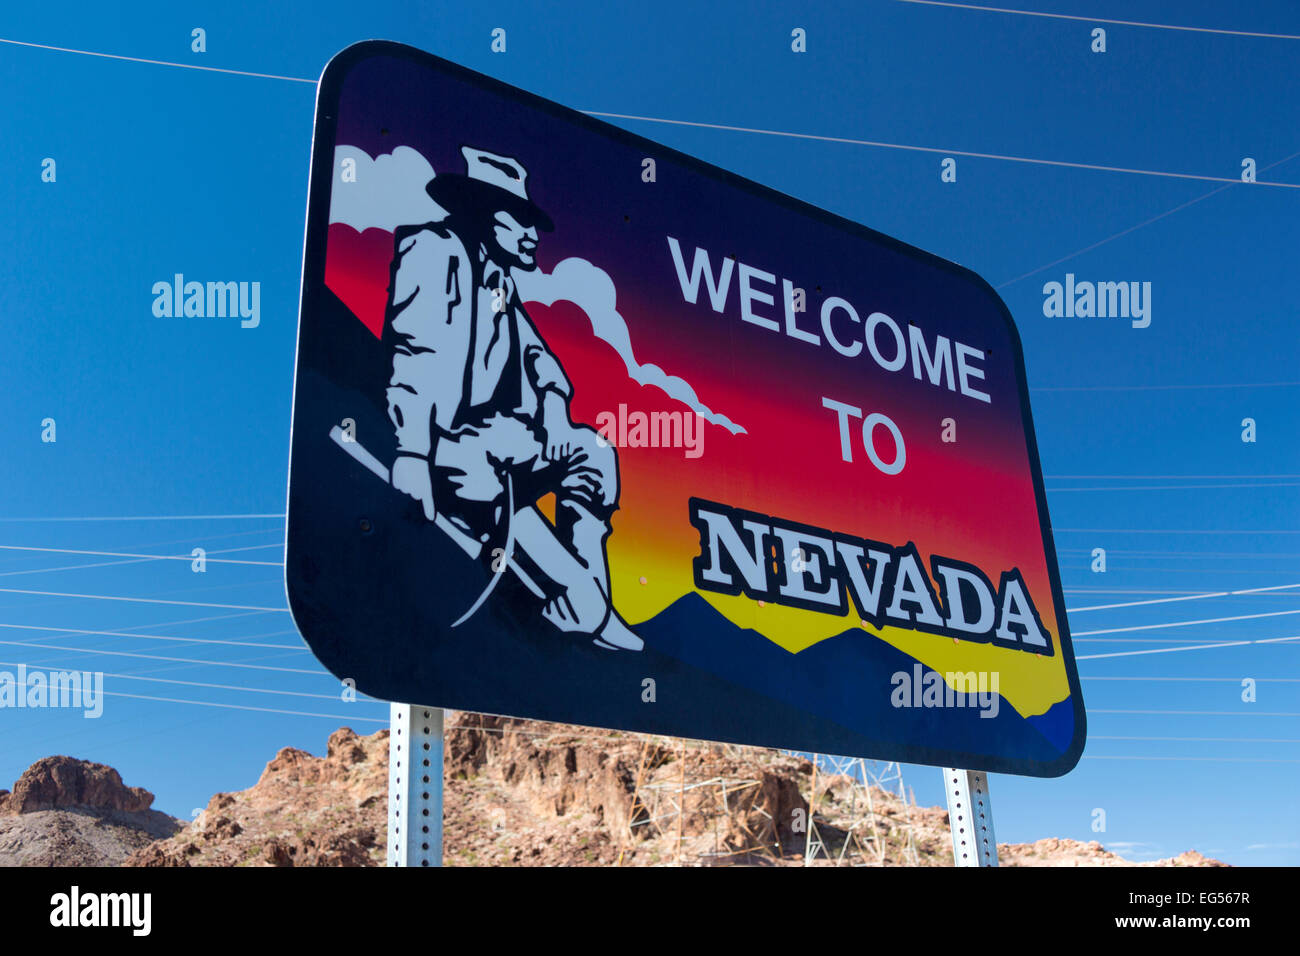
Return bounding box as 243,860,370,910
943,767,998,866
385,704,443,867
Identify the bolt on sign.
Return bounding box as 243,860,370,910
287,41,1085,777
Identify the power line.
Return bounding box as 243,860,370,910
1073,608,1300,636
1083,677,1300,684
119,646,314,683
0,513,285,523
1059,549,1300,558
0,569,289,617
1077,636,1299,660
0,622,306,651
1075,637,1272,644
585,109,1300,190
1048,481,1300,492
1090,736,1300,742
1067,587,1293,594
1083,755,1300,764
0,555,179,578
0,37,316,83
0,531,283,580
1067,590,1300,598
0,543,286,578
0,659,361,702
1091,709,1300,716
0,611,278,663
4,31,1297,191
1068,568,1300,576
0,526,283,560
996,149,1300,288
0,640,322,674
894,0,1300,41
0,587,288,612
1055,528,1300,535
46,608,274,634
1049,475,1300,481
1032,382,1300,393
0,544,283,566
99,690,386,723
1068,583,1300,613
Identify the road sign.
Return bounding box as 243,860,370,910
287,40,1085,777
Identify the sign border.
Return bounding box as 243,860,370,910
286,39,1087,778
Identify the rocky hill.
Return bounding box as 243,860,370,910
128,725,388,867
0,757,183,866
118,713,1224,867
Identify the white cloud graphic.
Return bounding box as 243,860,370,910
329,145,445,232
517,257,746,435
327,146,743,435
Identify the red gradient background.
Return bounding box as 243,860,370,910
324,220,1059,656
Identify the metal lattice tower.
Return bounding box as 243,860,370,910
616,734,926,866
800,753,921,866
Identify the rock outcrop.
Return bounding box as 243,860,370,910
126,727,388,867
998,838,1230,868
0,757,182,866
123,714,1229,867
0,756,155,815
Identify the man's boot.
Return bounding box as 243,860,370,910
509,507,642,650
559,500,642,651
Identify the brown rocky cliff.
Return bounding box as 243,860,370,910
128,726,388,867
125,715,1228,867
0,756,154,815
127,715,811,867
0,757,181,866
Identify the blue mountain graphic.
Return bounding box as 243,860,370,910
636,593,1074,770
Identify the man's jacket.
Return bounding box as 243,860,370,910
383,221,571,459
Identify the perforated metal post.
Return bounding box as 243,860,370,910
387,704,443,867
942,768,998,867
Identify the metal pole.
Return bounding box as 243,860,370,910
387,703,444,866
942,767,998,867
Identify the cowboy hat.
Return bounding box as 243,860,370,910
426,145,554,232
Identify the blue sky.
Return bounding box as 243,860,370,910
0,0,1296,865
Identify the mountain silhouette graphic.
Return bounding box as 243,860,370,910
635,592,1073,769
